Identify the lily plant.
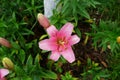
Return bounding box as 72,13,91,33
38,13,80,63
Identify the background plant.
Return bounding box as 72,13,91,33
91,20,120,53
96,0,120,21
50,0,100,27
108,52,120,80
81,58,109,80
1,0,120,79
0,0,58,79
61,72,78,80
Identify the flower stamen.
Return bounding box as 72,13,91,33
58,40,65,45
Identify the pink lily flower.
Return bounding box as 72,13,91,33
39,23,80,63
0,69,9,80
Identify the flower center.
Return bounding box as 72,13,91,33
58,40,65,45
57,38,68,52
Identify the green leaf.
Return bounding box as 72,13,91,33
25,42,33,49
12,12,16,22
39,34,48,40
78,7,90,19
21,28,34,35
11,42,21,50
75,27,81,38
26,55,34,73
61,0,69,14
14,65,26,76
0,21,7,27
11,76,32,80
34,54,40,65
31,0,35,7
39,68,57,79
26,55,33,66
32,75,42,80
19,49,25,64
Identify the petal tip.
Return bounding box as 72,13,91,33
65,22,74,28
0,69,9,78
70,35,80,45
68,59,75,63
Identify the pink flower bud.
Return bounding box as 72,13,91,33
0,37,11,48
37,13,50,29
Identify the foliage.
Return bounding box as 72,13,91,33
96,0,120,21
108,52,120,80
81,58,110,80
6,54,57,80
50,0,100,27
61,72,78,80
0,0,57,79
0,0,120,79
91,20,120,53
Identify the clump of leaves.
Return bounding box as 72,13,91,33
0,0,58,79
81,58,109,80
61,72,78,80
91,20,120,53
50,0,100,27
7,54,57,80
96,0,120,21
108,52,120,80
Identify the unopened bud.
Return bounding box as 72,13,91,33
0,37,11,48
37,13,50,29
117,36,120,43
2,57,14,70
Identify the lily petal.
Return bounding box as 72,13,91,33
0,69,9,78
61,47,75,63
59,23,74,37
69,35,80,45
50,51,60,61
39,39,57,51
46,25,58,37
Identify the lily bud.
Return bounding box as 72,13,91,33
2,57,14,70
0,37,11,48
37,13,50,29
117,36,120,43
